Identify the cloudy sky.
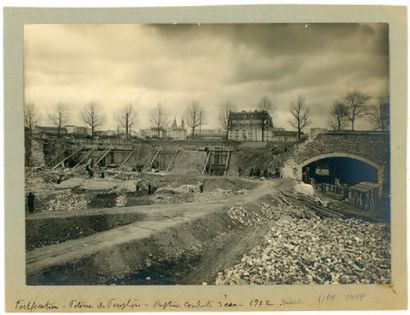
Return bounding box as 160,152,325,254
24,23,389,131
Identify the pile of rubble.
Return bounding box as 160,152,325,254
41,192,90,212
215,218,391,285
115,195,128,207
227,203,281,227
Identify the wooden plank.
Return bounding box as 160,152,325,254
119,150,134,168
47,149,67,166
73,150,95,169
52,146,83,170
166,150,179,172
202,151,211,175
95,149,111,165
223,151,231,175
149,148,161,168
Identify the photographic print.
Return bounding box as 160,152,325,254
24,22,392,286
5,5,407,312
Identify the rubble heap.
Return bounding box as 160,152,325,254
41,192,90,212
227,203,281,227
215,218,390,285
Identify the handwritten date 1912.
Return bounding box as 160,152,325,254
249,299,275,307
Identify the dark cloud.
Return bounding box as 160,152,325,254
24,23,389,131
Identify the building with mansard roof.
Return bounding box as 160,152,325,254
227,110,273,142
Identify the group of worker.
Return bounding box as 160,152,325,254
85,158,106,179
135,182,155,195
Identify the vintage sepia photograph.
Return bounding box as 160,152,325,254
23,22,393,287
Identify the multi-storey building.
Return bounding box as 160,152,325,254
227,110,273,142
65,125,91,136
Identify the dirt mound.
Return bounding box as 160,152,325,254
236,149,275,176
226,152,239,176
123,143,154,168
171,150,207,175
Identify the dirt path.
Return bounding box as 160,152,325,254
181,224,273,284
27,179,282,278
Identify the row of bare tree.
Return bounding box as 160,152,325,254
219,92,389,141
328,92,389,132
24,101,206,140
24,91,389,141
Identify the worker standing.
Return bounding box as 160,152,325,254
85,158,94,178
27,192,35,213
199,181,205,193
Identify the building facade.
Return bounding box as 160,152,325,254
271,130,300,142
227,110,273,142
149,127,168,138
170,117,187,140
65,125,91,136
34,126,68,136
196,129,226,141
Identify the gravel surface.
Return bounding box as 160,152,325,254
215,217,390,285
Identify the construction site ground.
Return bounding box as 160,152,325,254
25,169,390,286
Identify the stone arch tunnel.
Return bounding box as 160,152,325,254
286,131,390,195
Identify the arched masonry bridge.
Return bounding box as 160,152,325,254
286,131,390,194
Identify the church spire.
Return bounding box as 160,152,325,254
181,117,185,129
171,116,177,129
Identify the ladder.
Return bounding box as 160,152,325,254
52,146,83,170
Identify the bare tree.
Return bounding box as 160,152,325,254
186,101,202,140
118,104,137,139
259,111,273,142
48,103,69,138
328,101,349,131
343,91,370,131
289,96,311,141
368,96,390,131
150,103,169,138
81,102,105,137
219,101,235,140
24,102,40,134
257,96,274,114
256,97,275,141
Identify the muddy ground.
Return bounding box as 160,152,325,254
25,168,390,286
